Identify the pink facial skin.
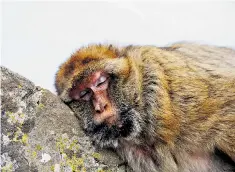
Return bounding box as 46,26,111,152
70,71,117,126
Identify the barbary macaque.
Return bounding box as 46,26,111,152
55,43,235,172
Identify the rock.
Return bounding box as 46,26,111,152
1,66,125,172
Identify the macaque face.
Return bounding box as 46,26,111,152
69,71,141,148
70,71,117,125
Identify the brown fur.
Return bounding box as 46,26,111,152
55,43,235,172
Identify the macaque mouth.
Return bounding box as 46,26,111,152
84,106,135,146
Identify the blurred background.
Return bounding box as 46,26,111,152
2,1,235,93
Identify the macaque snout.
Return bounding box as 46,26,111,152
92,92,117,126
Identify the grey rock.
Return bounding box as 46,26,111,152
1,66,124,172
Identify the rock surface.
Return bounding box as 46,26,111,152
1,66,125,172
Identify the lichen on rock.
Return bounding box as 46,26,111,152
1,66,126,172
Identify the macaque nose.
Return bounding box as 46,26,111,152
95,103,108,114
92,91,116,125
93,100,116,125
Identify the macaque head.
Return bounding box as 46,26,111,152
55,45,142,148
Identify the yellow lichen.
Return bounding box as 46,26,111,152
80,167,87,172
66,156,84,172
8,113,17,123
21,134,29,145
41,88,47,95
92,152,101,160
50,165,55,171
19,113,25,118
69,140,79,152
97,169,105,172
12,128,21,142
1,163,13,172
36,144,42,151
56,137,66,153
32,151,37,158
5,111,11,116
55,136,89,172
38,103,45,109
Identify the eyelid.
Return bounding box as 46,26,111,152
80,89,90,98
100,76,107,82
96,76,107,86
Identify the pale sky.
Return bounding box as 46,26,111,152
2,1,235,93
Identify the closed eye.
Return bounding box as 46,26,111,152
96,76,108,87
80,89,89,98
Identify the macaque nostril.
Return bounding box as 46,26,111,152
96,109,101,114
104,104,108,110
95,104,108,114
